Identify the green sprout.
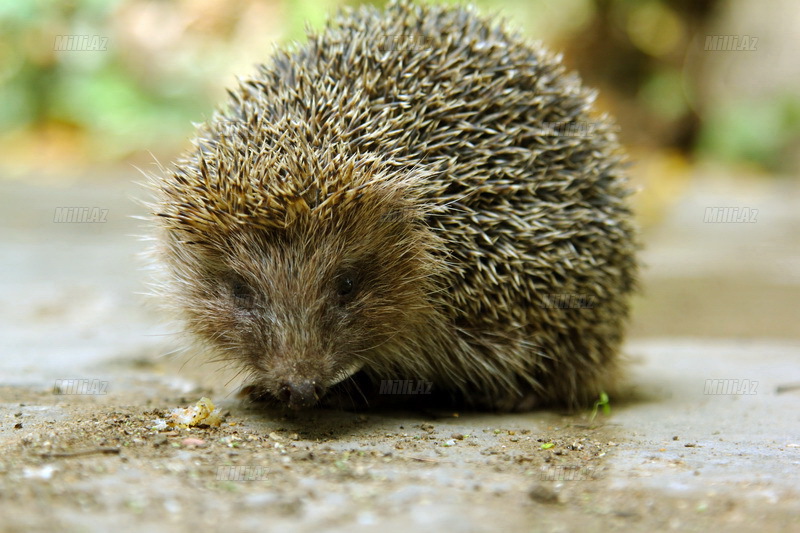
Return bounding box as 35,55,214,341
589,392,611,422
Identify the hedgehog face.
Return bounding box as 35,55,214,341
163,197,442,410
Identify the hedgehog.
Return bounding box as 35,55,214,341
146,0,638,412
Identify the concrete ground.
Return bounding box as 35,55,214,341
0,168,798,532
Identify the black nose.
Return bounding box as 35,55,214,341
278,380,323,409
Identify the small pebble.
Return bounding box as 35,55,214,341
528,483,560,504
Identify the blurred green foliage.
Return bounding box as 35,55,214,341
698,95,800,172
0,0,798,174
0,0,215,162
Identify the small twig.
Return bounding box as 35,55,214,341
39,447,121,458
407,456,450,463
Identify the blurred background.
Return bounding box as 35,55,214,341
2,0,799,179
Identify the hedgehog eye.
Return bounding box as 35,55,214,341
334,273,357,302
228,276,255,307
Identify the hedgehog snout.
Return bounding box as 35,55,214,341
277,379,324,410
